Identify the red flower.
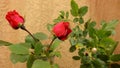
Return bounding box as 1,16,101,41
53,22,72,41
5,10,24,29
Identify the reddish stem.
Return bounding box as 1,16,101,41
46,37,56,52
20,25,38,42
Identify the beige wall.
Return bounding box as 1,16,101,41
0,0,120,68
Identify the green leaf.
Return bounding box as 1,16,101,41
97,54,109,63
54,51,61,57
32,60,51,68
100,38,118,55
10,53,29,64
70,10,78,17
66,11,69,19
53,17,62,23
70,0,79,16
50,51,61,58
78,6,88,17
69,38,77,46
25,32,48,43
60,11,65,18
53,19,60,23
81,56,91,64
53,64,59,68
79,17,84,24
83,29,88,37
101,20,107,29
9,44,29,54
104,20,119,34
71,0,78,10
104,20,119,30
50,39,62,50
78,48,85,57
88,27,96,39
19,43,31,49
73,25,83,37
69,46,76,52
110,41,118,55
89,21,96,28
84,19,91,29
110,54,120,62
73,18,79,23
72,56,80,60
78,6,88,16
47,24,53,32
25,35,35,45
34,42,43,55
88,21,96,38
92,59,106,68
0,40,12,46
27,55,35,68
53,11,66,23
76,43,84,47
96,30,111,39
33,32,48,40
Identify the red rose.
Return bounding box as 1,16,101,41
5,10,24,29
53,22,72,41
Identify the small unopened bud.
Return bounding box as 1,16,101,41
92,47,97,53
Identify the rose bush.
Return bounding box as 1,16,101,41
69,0,120,68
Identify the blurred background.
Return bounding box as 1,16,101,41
0,0,120,68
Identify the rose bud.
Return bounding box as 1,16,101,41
5,10,24,29
53,22,72,41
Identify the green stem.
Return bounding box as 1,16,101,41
50,56,54,68
46,37,56,68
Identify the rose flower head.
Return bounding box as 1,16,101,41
53,22,72,41
5,10,24,29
